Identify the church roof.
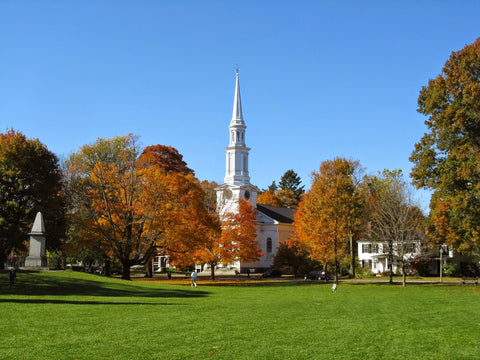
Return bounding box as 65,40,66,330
256,204,296,224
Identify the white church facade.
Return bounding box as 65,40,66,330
216,70,295,273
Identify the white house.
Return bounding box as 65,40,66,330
357,240,422,275
216,70,295,273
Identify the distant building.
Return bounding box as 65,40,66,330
357,239,422,275
358,237,479,277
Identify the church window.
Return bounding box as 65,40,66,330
266,238,273,259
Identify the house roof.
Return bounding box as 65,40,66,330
256,204,296,224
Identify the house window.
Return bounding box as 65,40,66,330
361,259,373,268
405,243,416,253
362,243,379,254
266,238,272,259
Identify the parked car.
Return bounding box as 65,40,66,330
304,271,332,280
261,268,282,278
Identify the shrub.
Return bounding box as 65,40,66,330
443,263,459,277
408,257,434,277
380,270,392,277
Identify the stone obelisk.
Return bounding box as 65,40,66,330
24,212,47,267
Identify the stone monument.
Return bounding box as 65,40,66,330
24,212,47,267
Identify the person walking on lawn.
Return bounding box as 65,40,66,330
191,270,198,288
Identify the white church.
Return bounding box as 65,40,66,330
215,70,295,273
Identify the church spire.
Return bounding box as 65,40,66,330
217,68,258,216
231,67,244,126
224,68,250,184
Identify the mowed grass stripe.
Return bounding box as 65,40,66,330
1,271,479,359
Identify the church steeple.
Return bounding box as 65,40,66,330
217,68,258,216
224,69,250,184
231,69,244,127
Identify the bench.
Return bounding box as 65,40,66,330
461,276,478,286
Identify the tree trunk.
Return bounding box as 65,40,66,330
210,263,216,281
334,237,339,284
0,249,6,270
104,257,111,277
402,261,406,287
389,258,393,285
122,262,131,280
349,235,356,278
145,262,153,278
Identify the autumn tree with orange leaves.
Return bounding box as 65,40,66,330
294,158,364,283
257,191,282,207
137,144,194,175
195,199,261,279
65,135,210,280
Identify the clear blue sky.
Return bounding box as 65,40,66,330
1,1,479,209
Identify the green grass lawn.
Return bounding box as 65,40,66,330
1,271,479,360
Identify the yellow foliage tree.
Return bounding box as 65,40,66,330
294,158,363,283
257,191,282,207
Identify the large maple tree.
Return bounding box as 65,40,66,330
410,38,480,255
65,135,209,279
294,158,363,283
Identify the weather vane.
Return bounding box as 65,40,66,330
235,63,240,74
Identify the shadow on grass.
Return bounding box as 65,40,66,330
0,298,184,305
342,280,468,287
0,270,209,299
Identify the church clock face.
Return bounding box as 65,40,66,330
244,190,250,200
224,189,233,200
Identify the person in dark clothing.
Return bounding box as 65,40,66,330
9,269,16,286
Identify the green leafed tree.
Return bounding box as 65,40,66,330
0,130,65,269
410,38,480,255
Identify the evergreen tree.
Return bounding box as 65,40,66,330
279,170,304,199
